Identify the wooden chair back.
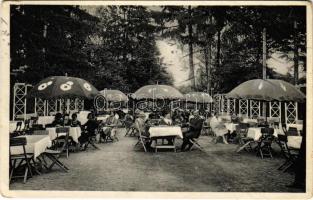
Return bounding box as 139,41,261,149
15,121,23,132
287,127,298,136
10,137,27,147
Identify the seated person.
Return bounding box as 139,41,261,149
124,111,135,134
209,113,219,128
181,110,204,151
159,112,172,126
64,113,81,146
149,111,160,120
100,112,119,141
48,113,64,127
210,113,229,144
124,111,134,126
67,113,81,127
135,112,147,135
158,112,175,145
182,110,190,124
231,114,239,123
173,110,184,125
78,113,99,149
114,111,120,120
189,111,195,121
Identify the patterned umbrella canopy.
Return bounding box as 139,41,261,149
27,76,99,100
100,89,129,102
132,84,183,100
184,92,213,103
226,79,305,102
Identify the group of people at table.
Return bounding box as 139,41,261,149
10,108,303,154
124,108,303,152
8,108,303,184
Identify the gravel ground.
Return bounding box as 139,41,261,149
10,128,303,192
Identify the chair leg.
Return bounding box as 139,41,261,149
237,141,251,153
90,142,99,149
259,148,264,159
125,128,130,136
38,155,49,170
23,166,29,184
283,162,294,172
25,157,33,178
189,140,203,151
268,146,273,158
9,160,16,183
46,154,68,172
31,157,41,175
134,140,140,147
140,138,147,152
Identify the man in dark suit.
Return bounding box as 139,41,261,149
181,110,203,151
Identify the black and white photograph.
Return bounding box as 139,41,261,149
0,1,312,198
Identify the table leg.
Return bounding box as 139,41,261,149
173,138,176,152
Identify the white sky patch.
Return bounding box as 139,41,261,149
156,40,190,87
267,53,293,75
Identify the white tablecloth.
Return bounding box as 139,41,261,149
46,127,82,143
10,135,52,158
247,128,262,141
287,136,302,149
247,127,283,141
96,115,109,122
243,118,258,123
149,126,183,139
224,123,238,133
9,121,25,133
218,115,231,122
37,116,55,127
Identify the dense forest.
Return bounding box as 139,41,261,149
10,5,306,94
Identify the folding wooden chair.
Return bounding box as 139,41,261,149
201,121,211,136
9,137,33,183
13,121,23,136
104,127,115,143
236,123,254,152
276,134,299,172
82,123,100,150
125,122,137,137
134,128,149,152
54,127,71,158
189,131,204,151
43,130,70,172
256,128,274,159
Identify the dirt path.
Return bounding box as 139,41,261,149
10,129,302,192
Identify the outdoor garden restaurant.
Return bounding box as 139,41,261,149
9,76,305,184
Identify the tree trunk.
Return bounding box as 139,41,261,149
262,28,267,118
262,28,267,79
188,6,196,90
204,47,209,90
216,29,221,69
204,40,211,92
293,21,299,85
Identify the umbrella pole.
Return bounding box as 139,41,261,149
63,98,66,127
262,100,267,122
